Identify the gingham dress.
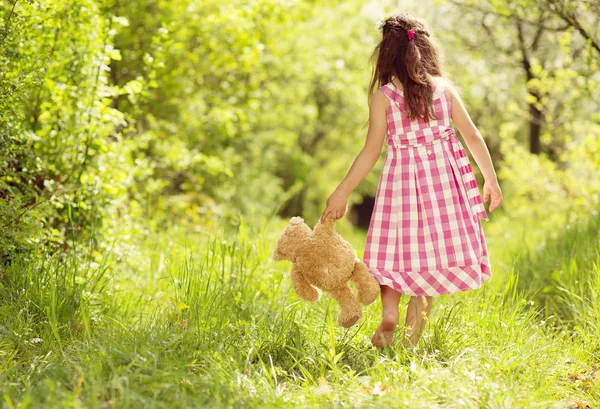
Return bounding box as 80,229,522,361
363,77,492,296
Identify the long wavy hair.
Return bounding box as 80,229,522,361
369,13,442,122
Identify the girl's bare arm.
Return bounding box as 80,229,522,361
445,81,503,212
320,90,388,222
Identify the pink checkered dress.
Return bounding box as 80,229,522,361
363,77,492,296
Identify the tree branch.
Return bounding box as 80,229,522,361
555,8,600,56
1,0,18,42
448,0,571,32
530,12,547,51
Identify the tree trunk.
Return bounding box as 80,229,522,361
529,102,542,154
517,22,544,155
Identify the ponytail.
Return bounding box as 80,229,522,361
369,13,442,122
403,35,436,121
405,39,427,85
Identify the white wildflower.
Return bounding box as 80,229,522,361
375,17,386,33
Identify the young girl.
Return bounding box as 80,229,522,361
320,13,503,349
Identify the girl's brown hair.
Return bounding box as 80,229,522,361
369,13,442,122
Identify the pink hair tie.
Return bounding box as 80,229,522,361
407,29,415,40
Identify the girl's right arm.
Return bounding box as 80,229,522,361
445,81,503,213
320,90,388,223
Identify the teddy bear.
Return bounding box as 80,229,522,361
271,216,380,328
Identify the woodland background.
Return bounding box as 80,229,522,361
1,0,599,408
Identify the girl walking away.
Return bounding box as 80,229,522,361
320,13,503,349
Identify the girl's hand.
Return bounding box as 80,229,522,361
483,179,503,213
320,190,349,223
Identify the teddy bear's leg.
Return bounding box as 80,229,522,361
291,265,319,302
329,285,362,328
351,259,381,305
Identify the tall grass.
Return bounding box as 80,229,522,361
0,214,599,408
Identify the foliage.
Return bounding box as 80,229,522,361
2,0,600,248
0,1,599,406
437,0,600,160
0,0,133,257
1,213,599,407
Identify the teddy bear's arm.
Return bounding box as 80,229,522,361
291,265,319,302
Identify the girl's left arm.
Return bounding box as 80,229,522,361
320,90,388,223
445,81,503,213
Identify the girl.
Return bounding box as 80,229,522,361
320,13,503,349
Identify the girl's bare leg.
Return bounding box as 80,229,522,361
371,285,402,349
401,295,433,348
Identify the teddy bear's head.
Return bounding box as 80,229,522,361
272,216,312,262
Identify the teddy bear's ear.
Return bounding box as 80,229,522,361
289,216,305,225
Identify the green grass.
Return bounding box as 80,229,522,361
1,213,599,408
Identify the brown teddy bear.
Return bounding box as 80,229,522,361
272,217,380,328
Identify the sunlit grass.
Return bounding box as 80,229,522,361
0,214,599,408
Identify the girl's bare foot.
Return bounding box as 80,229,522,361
371,312,398,349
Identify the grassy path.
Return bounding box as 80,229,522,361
1,215,599,408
